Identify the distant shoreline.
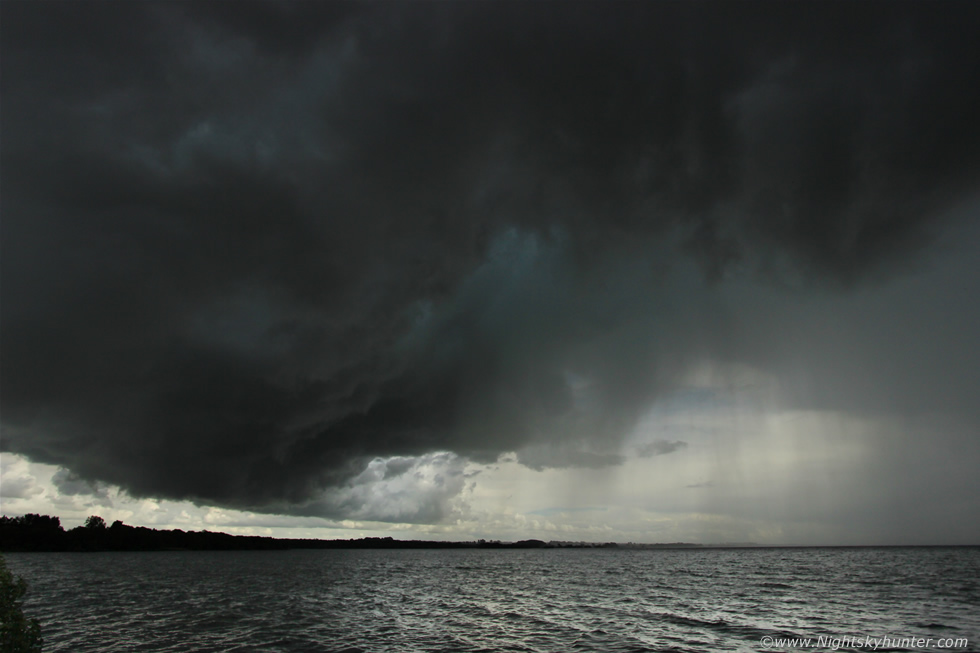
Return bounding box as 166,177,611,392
0,513,706,552
3,515,976,552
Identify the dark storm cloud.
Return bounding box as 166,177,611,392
2,1,979,519
635,440,688,458
51,468,111,503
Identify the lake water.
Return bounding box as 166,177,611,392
5,547,979,652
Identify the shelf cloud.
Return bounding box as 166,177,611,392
2,1,978,522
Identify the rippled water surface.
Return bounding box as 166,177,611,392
6,547,980,652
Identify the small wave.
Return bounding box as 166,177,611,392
654,611,807,643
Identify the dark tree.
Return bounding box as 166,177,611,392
0,554,43,652
84,516,106,530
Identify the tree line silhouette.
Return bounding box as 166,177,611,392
0,514,575,552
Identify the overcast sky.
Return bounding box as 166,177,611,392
2,1,979,545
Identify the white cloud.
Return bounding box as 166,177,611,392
323,451,473,524
0,454,44,501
